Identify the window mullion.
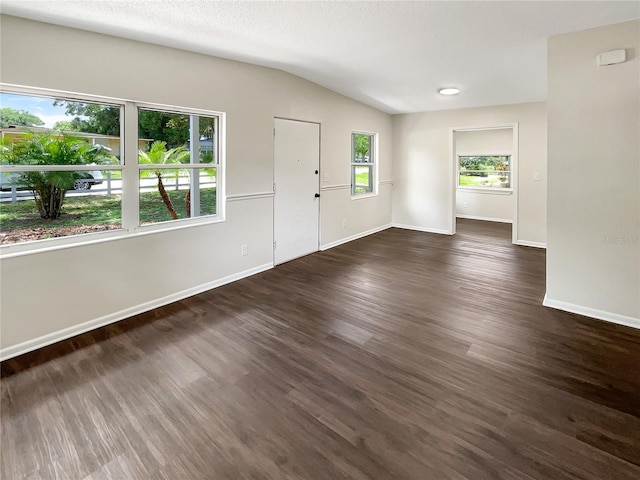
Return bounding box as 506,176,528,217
189,115,200,217
121,102,139,232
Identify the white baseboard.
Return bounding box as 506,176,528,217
0,263,274,362
456,215,512,224
514,240,547,249
392,223,453,235
543,294,640,330
321,224,392,251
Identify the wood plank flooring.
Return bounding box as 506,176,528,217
2,219,640,479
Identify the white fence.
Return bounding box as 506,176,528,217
0,172,216,203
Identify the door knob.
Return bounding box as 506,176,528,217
314,193,320,198
315,170,319,174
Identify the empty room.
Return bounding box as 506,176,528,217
0,1,639,479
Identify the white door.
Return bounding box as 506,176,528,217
274,118,320,265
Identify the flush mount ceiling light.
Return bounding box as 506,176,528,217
438,87,460,95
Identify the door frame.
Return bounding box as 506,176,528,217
449,122,519,243
273,116,321,265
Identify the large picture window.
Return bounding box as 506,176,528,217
0,89,224,250
0,93,123,244
458,155,511,189
351,132,376,196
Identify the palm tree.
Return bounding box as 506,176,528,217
1,132,111,219
138,140,190,220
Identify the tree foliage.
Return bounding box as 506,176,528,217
53,101,216,148
138,111,216,148
0,133,112,219
138,110,192,148
354,134,370,162
0,107,45,127
52,120,75,131
52,101,121,136
459,156,509,177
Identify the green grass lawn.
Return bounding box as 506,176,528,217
139,188,216,224
459,174,509,188
354,170,371,193
0,188,217,233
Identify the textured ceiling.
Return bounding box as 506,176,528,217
1,1,638,114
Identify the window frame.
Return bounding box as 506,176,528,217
456,154,513,193
134,104,224,232
0,85,226,256
350,131,377,198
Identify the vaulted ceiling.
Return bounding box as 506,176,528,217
2,1,638,113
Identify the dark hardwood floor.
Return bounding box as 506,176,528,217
2,218,639,479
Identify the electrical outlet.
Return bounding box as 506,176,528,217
533,172,541,181
241,244,248,256
323,173,330,182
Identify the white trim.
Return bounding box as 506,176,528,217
379,180,393,186
543,294,640,331
514,240,547,249
227,191,274,202
273,116,321,125
449,128,457,235
0,165,123,173
138,164,214,170
133,215,224,234
1,214,231,259
122,102,138,232
511,123,519,244
456,214,512,223
320,224,391,250
451,124,515,132
320,184,350,191
135,101,227,119
456,152,513,156
1,82,130,106
457,187,513,195
0,263,274,361
350,192,378,201
392,223,453,235
0,228,129,259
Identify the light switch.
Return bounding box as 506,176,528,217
533,172,541,181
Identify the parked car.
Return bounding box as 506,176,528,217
0,170,104,191
72,170,103,190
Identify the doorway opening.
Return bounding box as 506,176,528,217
450,123,518,243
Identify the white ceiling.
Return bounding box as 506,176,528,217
1,1,638,114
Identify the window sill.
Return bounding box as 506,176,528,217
0,215,225,259
134,214,224,235
350,192,378,201
457,187,513,195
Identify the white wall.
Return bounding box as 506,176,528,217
392,102,547,244
455,128,514,222
0,16,393,357
546,20,640,326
